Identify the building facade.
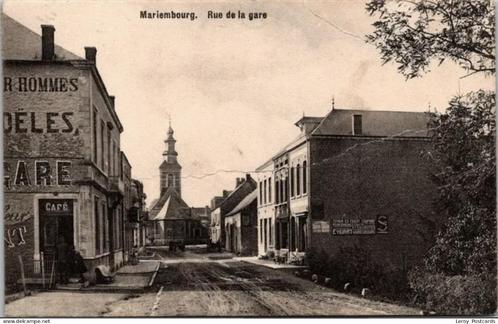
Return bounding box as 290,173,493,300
209,175,257,249
3,15,133,288
256,108,441,272
225,189,258,256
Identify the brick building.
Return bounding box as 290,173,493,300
256,107,441,272
3,15,133,288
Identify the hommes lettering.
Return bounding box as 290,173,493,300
4,77,79,92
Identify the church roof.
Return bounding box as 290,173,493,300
149,187,190,221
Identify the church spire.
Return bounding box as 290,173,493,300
163,117,178,162
160,116,182,196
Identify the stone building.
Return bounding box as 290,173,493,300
3,15,133,289
256,107,441,272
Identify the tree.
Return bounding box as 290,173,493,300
366,0,495,79
426,90,496,275
366,0,496,276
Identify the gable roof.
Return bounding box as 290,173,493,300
311,108,429,137
149,187,190,220
226,189,257,217
218,176,257,215
2,14,83,61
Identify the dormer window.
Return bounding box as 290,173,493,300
353,114,362,135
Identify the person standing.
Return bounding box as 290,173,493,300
56,237,69,284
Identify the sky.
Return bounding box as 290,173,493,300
3,0,494,207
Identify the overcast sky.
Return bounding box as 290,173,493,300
4,0,494,207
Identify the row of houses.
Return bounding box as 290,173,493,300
3,15,148,290
209,107,443,274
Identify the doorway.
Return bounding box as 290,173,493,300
39,199,74,276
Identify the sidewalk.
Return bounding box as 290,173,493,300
57,260,160,292
234,256,309,270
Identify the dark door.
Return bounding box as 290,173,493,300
39,199,74,277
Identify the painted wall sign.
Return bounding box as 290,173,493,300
3,112,74,134
4,200,32,248
5,226,27,248
3,77,79,92
312,221,330,233
4,203,32,225
331,216,389,235
39,199,74,216
4,160,72,189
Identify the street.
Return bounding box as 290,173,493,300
6,247,419,317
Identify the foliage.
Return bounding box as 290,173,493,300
425,90,496,276
409,270,497,315
366,0,495,78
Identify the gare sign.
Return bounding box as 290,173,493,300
4,160,72,189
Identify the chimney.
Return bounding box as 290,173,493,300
84,47,97,64
109,96,115,109
41,25,55,61
245,173,251,181
352,114,362,135
236,177,244,188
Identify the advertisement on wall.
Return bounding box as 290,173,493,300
331,215,388,235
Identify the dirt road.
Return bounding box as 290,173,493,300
5,249,419,317
106,250,419,316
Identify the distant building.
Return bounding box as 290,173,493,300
209,175,257,249
256,108,441,272
130,179,147,248
2,14,134,289
225,189,258,256
146,123,207,248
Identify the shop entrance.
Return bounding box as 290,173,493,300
39,199,74,276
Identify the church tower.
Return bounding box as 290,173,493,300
159,120,182,196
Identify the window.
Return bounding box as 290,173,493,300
260,219,263,243
290,166,295,197
100,120,105,169
303,161,307,194
263,179,267,205
167,174,173,187
283,178,288,201
296,164,301,196
94,197,100,254
107,128,111,174
103,204,108,252
269,221,272,245
268,177,272,203
275,180,279,204
353,114,362,135
92,108,98,162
